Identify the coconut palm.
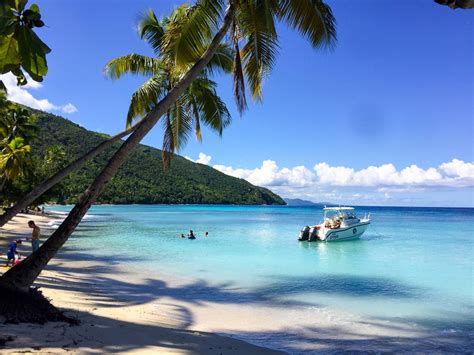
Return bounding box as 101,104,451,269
104,6,233,167
0,0,336,301
0,137,31,190
0,107,38,145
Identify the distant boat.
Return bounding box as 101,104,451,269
298,207,370,242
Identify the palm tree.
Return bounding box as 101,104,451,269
0,107,38,146
0,0,336,297
0,137,31,190
104,6,233,167
43,145,67,171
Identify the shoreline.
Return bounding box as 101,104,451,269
0,213,283,354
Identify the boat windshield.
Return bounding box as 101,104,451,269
324,209,357,220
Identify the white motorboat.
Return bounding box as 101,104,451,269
298,207,370,242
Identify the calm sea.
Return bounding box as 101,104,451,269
49,205,474,351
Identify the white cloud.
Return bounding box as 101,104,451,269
62,103,78,114
214,158,474,189
0,73,77,114
185,152,212,165
209,157,474,205
214,160,315,187
313,162,448,187
439,159,474,178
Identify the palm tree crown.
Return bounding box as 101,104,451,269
0,136,32,185
104,5,234,166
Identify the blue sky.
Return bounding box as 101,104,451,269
2,0,473,207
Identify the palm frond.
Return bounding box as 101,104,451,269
104,54,163,80
203,43,234,76
190,97,203,142
0,137,31,181
138,9,165,55
238,1,279,100
127,73,168,127
170,98,193,152
231,21,247,114
190,78,231,135
278,0,336,49
161,112,175,170
168,0,226,66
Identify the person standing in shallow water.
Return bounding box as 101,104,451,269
188,230,196,239
28,220,41,252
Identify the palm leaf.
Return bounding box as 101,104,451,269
169,0,225,66
278,0,336,49
161,112,175,169
238,0,279,100
104,54,163,80
231,21,247,114
127,73,168,127
190,78,231,135
202,43,234,76
138,9,165,55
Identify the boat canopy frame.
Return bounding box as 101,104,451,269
323,207,357,220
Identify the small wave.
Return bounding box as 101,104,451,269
48,210,69,215
48,210,96,220
83,214,98,220
47,220,62,227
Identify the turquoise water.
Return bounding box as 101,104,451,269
50,205,473,349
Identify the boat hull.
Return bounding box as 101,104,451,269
322,222,370,242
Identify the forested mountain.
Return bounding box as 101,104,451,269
30,109,285,205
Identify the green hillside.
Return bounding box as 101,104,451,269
30,110,285,205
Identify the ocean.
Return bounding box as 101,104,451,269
48,204,474,352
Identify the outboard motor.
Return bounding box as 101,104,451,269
308,226,319,242
298,226,310,241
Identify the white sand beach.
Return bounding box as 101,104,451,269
0,213,282,354
0,213,470,354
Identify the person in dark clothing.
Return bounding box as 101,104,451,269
188,230,196,239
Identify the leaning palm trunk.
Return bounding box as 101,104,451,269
0,2,236,293
0,120,143,227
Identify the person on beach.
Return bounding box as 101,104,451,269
188,230,196,239
28,220,41,252
6,240,21,267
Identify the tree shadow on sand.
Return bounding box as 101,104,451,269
0,308,283,354
3,243,472,353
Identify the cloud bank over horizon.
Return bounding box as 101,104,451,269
1,73,78,114
186,153,474,207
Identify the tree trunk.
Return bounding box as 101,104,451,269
0,120,144,227
0,2,236,293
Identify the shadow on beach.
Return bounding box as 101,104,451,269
8,246,468,353
0,308,283,354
